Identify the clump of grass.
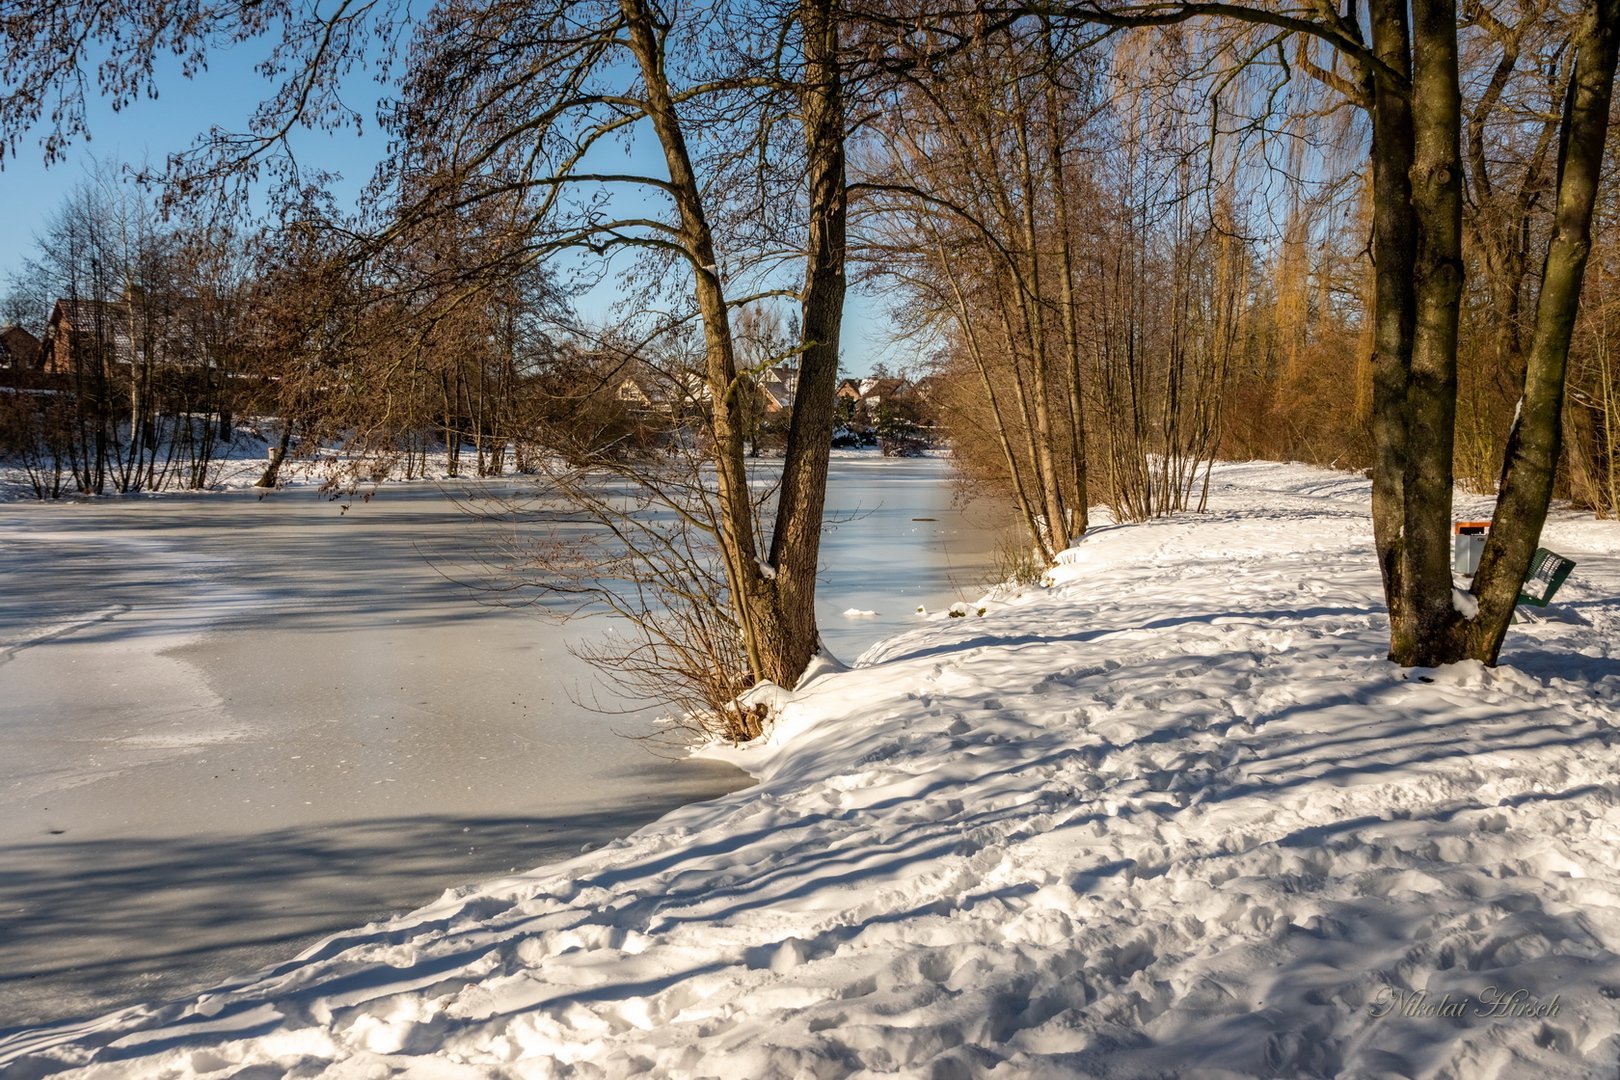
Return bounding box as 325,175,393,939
992,536,1046,588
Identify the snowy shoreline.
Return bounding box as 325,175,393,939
0,432,914,505
4,461,1618,1078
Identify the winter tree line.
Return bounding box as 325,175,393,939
885,9,1620,558
0,174,790,499
2,180,941,500
2,0,1618,733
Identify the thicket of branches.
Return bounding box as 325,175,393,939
1,180,680,494
859,23,1265,558
1,178,246,496
866,4,1620,532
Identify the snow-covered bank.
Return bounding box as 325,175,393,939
5,461,1619,1078
0,426,532,503
0,429,914,503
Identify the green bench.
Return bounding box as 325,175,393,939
1518,547,1577,608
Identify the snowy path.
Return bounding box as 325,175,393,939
4,461,1619,1078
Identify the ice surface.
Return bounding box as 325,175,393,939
0,484,749,1029
0,459,1005,1032
814,455,1010,660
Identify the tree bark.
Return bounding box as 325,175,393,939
1393,0,1468,664
764,0,847,684
1466,0,1620,662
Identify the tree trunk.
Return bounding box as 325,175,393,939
623,0,845,691
257,415,294,488
1466,0,1620,662
623,0,768,677
1045,63,1090,536
1390,0,1467,664
1011,76,1070,553
764,0,847,684
1364,0,1421,659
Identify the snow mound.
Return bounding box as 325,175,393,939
1453,587,1481,619
5,461,1619,1078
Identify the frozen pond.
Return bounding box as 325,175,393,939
814,455,1011,658
0,454,1009,1031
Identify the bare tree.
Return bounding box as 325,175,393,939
858,21,1091,558
859,17,1240,549
7,175,246,495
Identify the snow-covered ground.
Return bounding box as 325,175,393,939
4,461,1618,1078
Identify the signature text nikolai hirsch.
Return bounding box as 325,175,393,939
1369,985,1561,1021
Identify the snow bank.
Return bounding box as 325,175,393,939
5,461,1620,1078
0,425,538,502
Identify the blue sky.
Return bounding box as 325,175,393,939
0,44,905,376
0,41,377,293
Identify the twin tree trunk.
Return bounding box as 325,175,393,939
1362,0,1618,666
624,0,845,691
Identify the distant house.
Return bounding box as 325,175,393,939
910,373,946,402
858,376,910,405
617,375,659,408
42,298,117,375
39,292,209,376
0,325,41,371
755,364,798,413
616,370,711,414
837,375,912,412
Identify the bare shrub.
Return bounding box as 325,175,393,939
498,444,772,747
